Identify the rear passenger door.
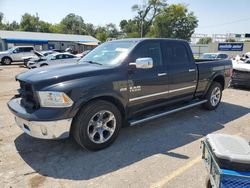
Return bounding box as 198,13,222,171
164,41,197,100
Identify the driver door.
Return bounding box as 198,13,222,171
127,40,169,115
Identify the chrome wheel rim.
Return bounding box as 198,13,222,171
3,58,11,65
210,87,221,107
87,110,116,144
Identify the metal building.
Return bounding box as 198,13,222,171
0,30,100,52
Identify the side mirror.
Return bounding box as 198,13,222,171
130,57,153,69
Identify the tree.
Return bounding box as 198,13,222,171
60,13,86,35
152,4,198,41
95,26,108,42
197,37,212,44
132,0,167,37
0,12,4,29
106,23,119,38
20,13,39,32
4,21,20,31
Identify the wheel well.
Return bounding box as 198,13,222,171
83,96,126,120
213,75,225,90
2,56,12,61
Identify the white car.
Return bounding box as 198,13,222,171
199,53,229,60
0,46,35,65
27,53,80,68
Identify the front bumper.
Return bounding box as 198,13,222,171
8,97,72,139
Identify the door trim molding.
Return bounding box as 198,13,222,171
129,85,196,102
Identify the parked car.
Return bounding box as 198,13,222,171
200,53,229,60
27,53,80,68
231,59,250,87
8,38,232,151
0,46,35,65
76,50,91,58
23,50,55,67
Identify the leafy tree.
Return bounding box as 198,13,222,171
4,21,20,31
120,19,140,37
0,12,4,29
132,0,167,37
20,13,39,32
197,37,212,44
60,13,86,35
85,23,96,36
95,26,108,42
152,4,198,41
106,23,119,38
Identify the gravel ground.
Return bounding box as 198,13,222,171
0,65,249,188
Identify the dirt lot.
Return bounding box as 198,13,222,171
0,64,250,188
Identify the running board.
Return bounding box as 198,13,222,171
129,100,207,126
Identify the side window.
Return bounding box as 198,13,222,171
218,54,228,59
18,48,25,53
64,54,74,59
166,44,190,64
134,42,163,67
22,47,33,52
56,55,63,59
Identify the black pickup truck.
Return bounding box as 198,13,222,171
8,38,232,150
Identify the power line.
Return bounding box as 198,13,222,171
199,17,250,29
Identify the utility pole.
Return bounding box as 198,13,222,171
140,19,144,38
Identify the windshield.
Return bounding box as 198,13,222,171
7,47,17,52
79,41,137,66
200,54,217,59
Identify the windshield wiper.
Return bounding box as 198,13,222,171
84,61,102,65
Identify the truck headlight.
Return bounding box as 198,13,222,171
37,91,73,108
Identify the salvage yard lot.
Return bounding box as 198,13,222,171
0,64,249,188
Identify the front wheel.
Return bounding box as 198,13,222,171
1,57,12,65
72,100,122,151
203,82,222,110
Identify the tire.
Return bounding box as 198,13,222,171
203,82,222,110
40,63,48,67
206,176,212,188
1,57,12,65
72,100,122,151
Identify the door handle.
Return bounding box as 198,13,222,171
189,69,196,72
158,73,167,76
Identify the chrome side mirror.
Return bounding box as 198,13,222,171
130,57,153,69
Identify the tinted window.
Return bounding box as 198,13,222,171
63,54,74,59
134,42,163,67
56,54,63,59
20,47,33,52
217,54,228,59
166,44,190,64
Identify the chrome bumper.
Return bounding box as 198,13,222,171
15,116,72,139
8,97,72,139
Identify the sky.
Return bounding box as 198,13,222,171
0,0,250,35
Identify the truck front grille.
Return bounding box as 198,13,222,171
18,81,39,112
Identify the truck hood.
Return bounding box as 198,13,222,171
17,63,109,86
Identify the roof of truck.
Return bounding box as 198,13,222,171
111,38,188,43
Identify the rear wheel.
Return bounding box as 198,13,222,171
72,100,122,150
1,57,12,65
203,82,222,110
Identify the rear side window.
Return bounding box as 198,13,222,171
20,47,33,52
63,54,74,59
134,42,163,67
166,44,190,64
56,54,63,59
